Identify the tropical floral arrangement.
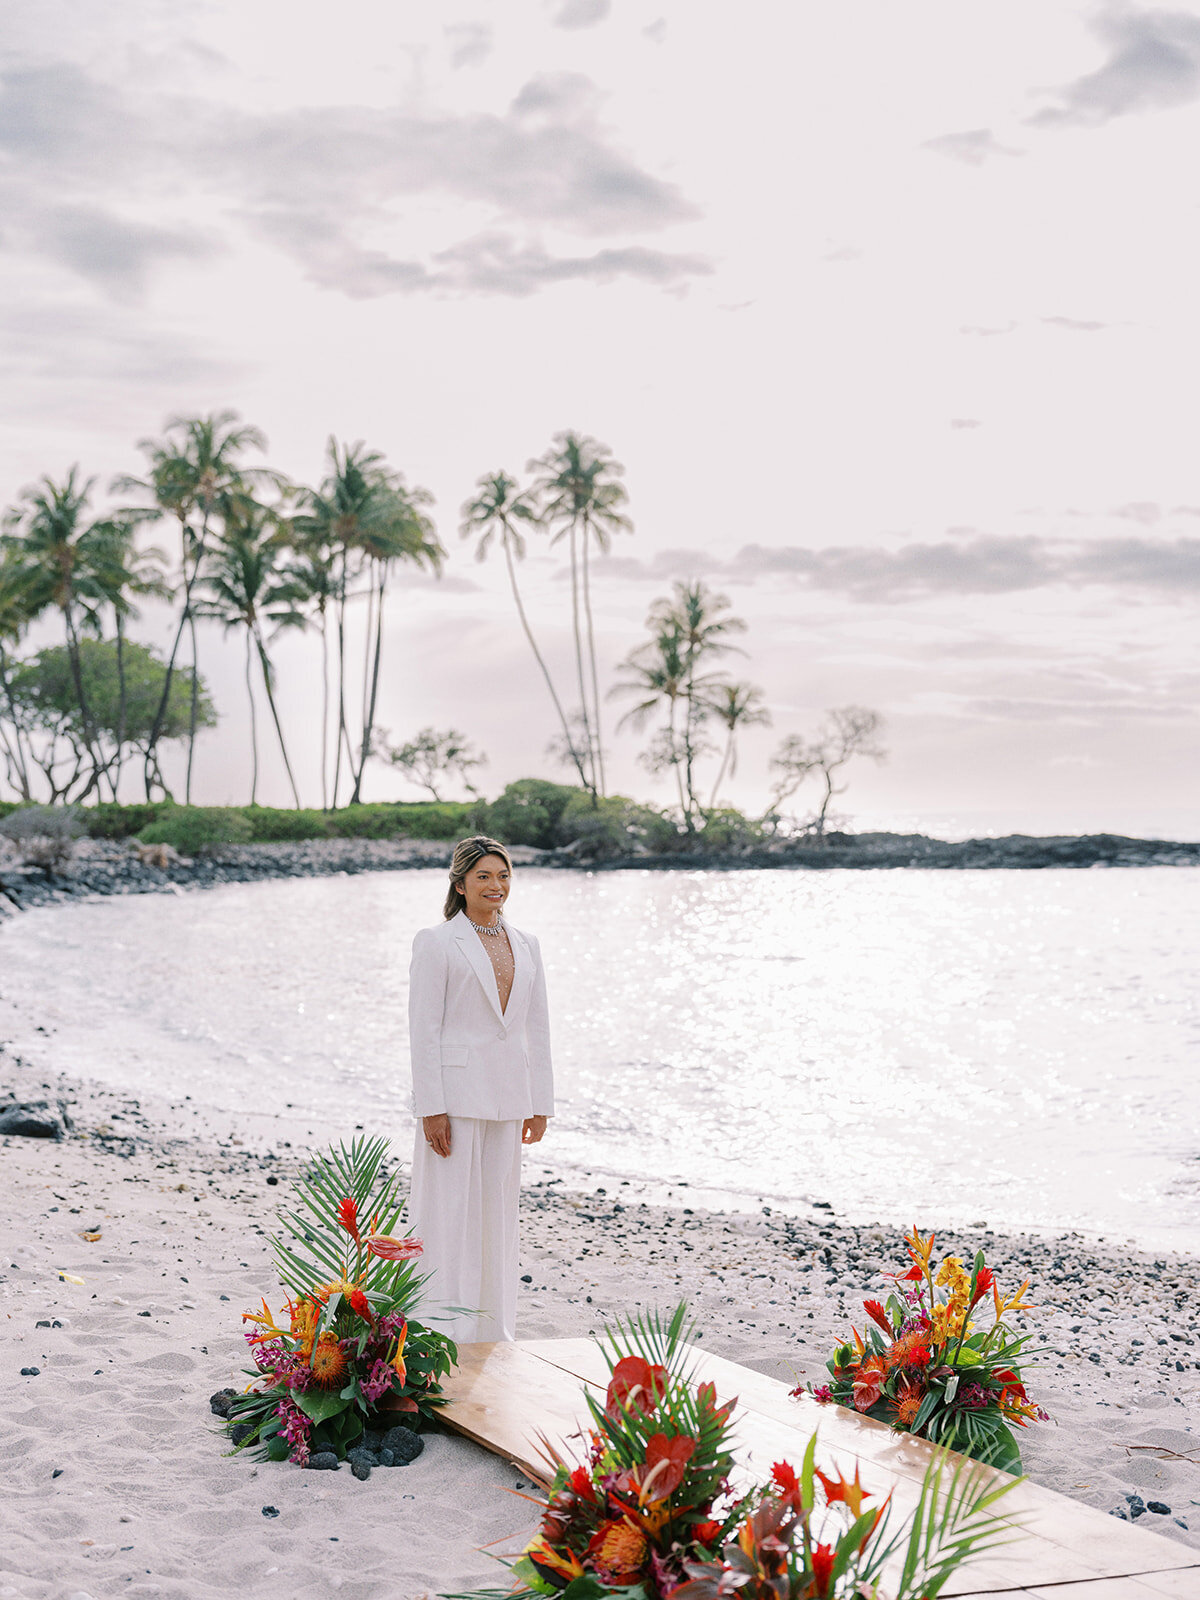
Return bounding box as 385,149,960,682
799,1226,1047,1472
221,1135,458,1466
445,1303,1021,1600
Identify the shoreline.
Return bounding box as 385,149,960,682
3,1055,1199,1598
1,828,1198,920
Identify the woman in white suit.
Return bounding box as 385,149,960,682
407,835,553,1344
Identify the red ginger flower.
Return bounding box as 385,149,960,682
863,1298,894,1337
347,1287,374,1324
336,1197,360,1243
969,1267,996,1309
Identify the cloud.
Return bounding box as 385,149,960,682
445,21,493,69
271,227,711,299
715,534,1200,600
552,0,611,29
921,128,1021,164
1042,314,1110,331
0,60,707,301
28,203,215,298
1032,7,1200,127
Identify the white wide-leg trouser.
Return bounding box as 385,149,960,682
408,1116,524,1345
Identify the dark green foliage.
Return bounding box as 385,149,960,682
136,805,254,854
476,779,582,848
241,806,332,841
559,791,680,859
82,803,168,839
324,801,473,840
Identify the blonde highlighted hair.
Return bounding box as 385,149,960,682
443,835,514,920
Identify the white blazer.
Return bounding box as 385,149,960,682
408,910,554,1122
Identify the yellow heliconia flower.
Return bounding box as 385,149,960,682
523,1537,584,1581
242,1297,289,1344
935,1256,967,1291
995,1276,1035,1318
904,1225,936,1273
288,1297,320,1357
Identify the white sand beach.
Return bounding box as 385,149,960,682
2,1046,1198,1600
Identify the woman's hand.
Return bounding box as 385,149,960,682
522,1115,548,1145
423,1114,452,1158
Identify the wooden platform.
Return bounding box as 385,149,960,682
440,1338,1200,1598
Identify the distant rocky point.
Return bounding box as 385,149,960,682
0,830,1197,918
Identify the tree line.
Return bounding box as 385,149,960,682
0,412,885,833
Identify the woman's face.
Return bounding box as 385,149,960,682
458,853,511,922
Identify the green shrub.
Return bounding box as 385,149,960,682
697,807,766,853
559,792,681,860
242,806,331,842
0,801,19,821
82,803,167,840
136,806,253,854
325,802,473,841
477,779,582,849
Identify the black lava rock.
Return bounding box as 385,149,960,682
1147,1501,1171,1515
361,1430,384,1452
209,1388,239,1417
266,1175,278,1186
308,1452,339,1471
51,1468,63,1479
347,1448,379,1469
351,1461,371,1481
0,1099,71,1139
262,1506,279,1518
378,1448,395,1467
1125,1494,1146,1519
381,1426,424,1464
20,1367,40,1376
229,1423,254,1447
520,1274,532,1283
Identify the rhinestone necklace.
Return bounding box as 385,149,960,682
469,915,505,936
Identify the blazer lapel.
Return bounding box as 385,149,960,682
502,927,534,1030
452,913,504,1021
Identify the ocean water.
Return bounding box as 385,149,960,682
2,867,1197,1251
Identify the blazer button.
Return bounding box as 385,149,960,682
496,1030,505,1041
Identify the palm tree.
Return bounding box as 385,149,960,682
706,682,772,810
349,479,441,806
114,410,282,801
195,504,306,806
647,580,746,827
0,548,36,799
1,466,116,798
459,470,590,792
86,516,169,799
281,518,338,809
297,440,442,808
609,619,692,817
528,432,632,798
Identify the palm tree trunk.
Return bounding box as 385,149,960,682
114,613,128,801
567,522,596,799
185,609,200,803
332,551,349,808
62,603,104,803
709,729,734,812
580,525,606,798
666,696,687,818
255,627,301,807
145,513,201,800
502,536,589,791
0,646,34,800
350,566,386,805
245,628,259,805
319,609,330,811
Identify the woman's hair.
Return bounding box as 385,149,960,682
443,835,514,920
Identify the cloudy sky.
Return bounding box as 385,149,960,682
3,0,1198,836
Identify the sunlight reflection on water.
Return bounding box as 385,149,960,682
3,866,1197,1248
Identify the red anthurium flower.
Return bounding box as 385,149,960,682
347,1287,374,1323
692,1519,722,1549
814,1462,873,1518
810,1542,836,1598
605,1355,667,1418
365,1233,424,1261
863,1298,894,1337
336,1197,360,1243
639,1432,697,1502
852,1356,886,1413
567,1465,597,1502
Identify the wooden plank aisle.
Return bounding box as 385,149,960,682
440,1339,1200,1599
